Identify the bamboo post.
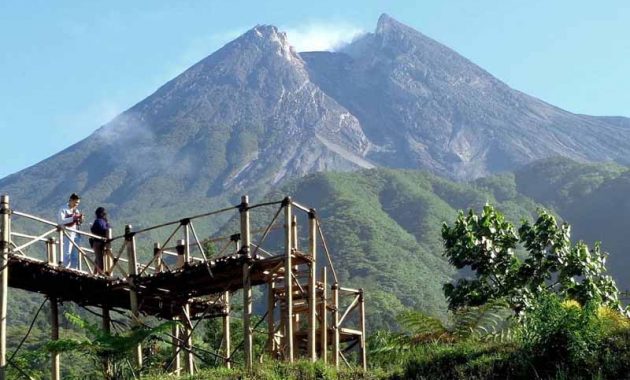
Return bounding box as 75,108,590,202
359,288,367,371
332,282,339,368
223,291,231,368
183,305,194,375
292,215,298,251
154,242,162,273
308,210,317,362
47,237,57,266
320,267,328,363
267,279,275,357
172,316,181,376
183,221,190,263
102,228,112,377
223,236,239,369
125,225,142,368
46,238,60,380
101,232,112,373
57,228,64,267
176,239,185,269
0,195,10,379
102,304,112,376
291,213,300,356
105,228,113,275
284,197,294,362
77,231,83,272
50,297,60,380
240,195,253,370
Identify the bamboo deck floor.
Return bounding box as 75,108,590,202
7,251,312,320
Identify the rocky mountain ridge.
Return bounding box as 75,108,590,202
1,14,629,227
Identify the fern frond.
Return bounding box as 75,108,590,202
451,299,512,339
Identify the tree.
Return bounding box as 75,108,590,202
442,204,624,315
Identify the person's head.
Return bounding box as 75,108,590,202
95,207,107,219
68,193,80,209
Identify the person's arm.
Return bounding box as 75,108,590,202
57,207,74,225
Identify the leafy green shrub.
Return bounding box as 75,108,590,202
442,205,624,316
516,292,602,377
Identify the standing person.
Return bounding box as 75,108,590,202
57,193,83,269
90,207,110,275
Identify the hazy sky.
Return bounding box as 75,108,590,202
1,1,629,178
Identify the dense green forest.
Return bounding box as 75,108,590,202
5,157,630,378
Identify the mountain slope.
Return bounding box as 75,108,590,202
256,168,543,329
302,14,630,179
3,14,630,224
0,25,369,228
506,158,630,289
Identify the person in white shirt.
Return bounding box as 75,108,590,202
57,193,84,269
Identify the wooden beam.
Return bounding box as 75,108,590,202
183,305,194,375
102,306,112,378
359,288,367,371
0,195,10,379
240,195,253,370
105,228,113,275
267,279,276,357
126,224,142,368
284,197,294,362
154,242,162,273
50,297,60,380
47,237,57,266
175,239,185,269
223,291,231,369
332,282,340,369
292,215,298,251
338,294,360,327
57,228,64,268
184,222,191,264
320,267,328,364
308,210,317,362
223,236,236,369
172,316,181,376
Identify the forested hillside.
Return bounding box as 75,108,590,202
260,168,543,329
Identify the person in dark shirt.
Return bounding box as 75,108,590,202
90,207,110,274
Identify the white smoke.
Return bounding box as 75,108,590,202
283,22,365,52
93,112,195,179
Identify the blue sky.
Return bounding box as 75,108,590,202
1,1,629,178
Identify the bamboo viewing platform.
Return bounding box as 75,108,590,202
0,194,366,379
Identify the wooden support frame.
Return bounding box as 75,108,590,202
223,290,231,369
267,279,276,357
50,297,60,380
0,193,367,374
172,316,181,376
0,195,10,379
183,221,191,264
308,210,317,362
359,288,367,371
125,224,142,369
57,228,64,268
154,242,163,273
332,282,340,368
104,228,113,275
46,238,60,380
240,195,253,370
182,305,194,375
283,197,294,362
290,214,299,357
320,267,328,363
